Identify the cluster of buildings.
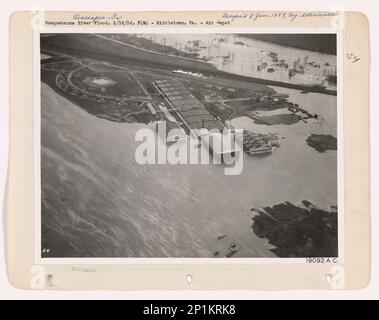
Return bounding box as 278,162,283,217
153,79,223,132
152,78,278,159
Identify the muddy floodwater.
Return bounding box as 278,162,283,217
140,34,337,89
41,78,337,257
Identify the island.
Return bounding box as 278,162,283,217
306,134,337,153
251,201,338,257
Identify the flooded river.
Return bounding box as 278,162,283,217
41,81,337,258
41,35,337,258
141,34,337,90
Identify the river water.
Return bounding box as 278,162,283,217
41,82,337,258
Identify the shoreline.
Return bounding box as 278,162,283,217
225,75,336,96
41,37,337,96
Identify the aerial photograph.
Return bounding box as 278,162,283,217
40,33,338,258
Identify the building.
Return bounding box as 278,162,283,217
153,79,223,132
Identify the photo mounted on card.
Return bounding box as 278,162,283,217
6,11,370,290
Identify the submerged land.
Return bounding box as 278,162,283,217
251,201,338,257
306,134,337,153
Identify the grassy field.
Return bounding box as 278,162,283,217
41,68,158,124
70,68,147,98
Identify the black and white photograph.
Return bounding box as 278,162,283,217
39,32,339,259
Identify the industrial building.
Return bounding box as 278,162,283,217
153,79,223,132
